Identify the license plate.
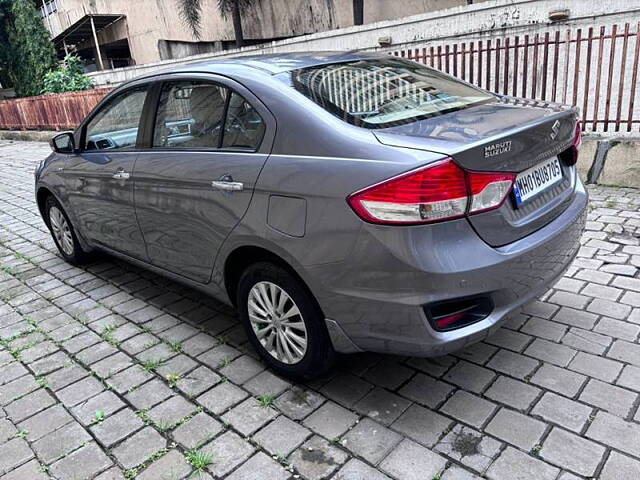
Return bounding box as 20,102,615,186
513,157,563,205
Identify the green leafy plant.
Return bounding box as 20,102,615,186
42,54,94,94
142,359,163,372
94,410,106,424
256,394,275,408
0,0,57,97
185,449,214,472
166,373,181,387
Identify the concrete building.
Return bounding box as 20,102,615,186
36,0,483,69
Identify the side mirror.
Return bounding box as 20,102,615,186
50,132,76,154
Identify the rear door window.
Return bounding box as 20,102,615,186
222,92,265,150
153,81,229,149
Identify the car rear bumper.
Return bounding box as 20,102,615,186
312,177,587,356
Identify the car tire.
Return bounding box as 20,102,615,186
44,196,93,265
237,261,335,380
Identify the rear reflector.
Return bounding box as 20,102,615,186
426,295,494,332
348,158,516,225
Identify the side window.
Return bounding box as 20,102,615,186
222,92,265,150
84,87,148,150
153,81,229,149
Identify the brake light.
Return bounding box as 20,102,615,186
574,122,582,150
348,158,516,225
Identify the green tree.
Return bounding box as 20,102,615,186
177,0,257,48
0,0,57,97
42,54,94,94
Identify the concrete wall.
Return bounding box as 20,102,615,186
46,0,485,65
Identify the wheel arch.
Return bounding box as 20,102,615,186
36,185,92,252
223,244,322,315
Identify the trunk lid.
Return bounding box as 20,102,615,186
373,97,579,246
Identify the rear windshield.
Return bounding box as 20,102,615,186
287,58,494,129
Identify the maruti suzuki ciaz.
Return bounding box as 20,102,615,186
36,52,587,378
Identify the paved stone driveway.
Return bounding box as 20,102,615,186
1,140,640,480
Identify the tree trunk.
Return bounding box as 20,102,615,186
231,0,244,48
353,0,364,25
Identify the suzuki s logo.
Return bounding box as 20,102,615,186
550,120,561,140
484,140,512,158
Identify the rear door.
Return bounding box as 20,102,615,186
64,84,151,259
133,74,274,283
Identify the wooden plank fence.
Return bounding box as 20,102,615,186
391,22,640,133
0,88,112,131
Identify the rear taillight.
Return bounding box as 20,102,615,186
560,122,582,166
574,122,582,150
347,158,515,225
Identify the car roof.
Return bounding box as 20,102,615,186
174,51,387,75
123,51,390,87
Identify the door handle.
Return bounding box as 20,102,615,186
112,170,130,180
211,175,243,192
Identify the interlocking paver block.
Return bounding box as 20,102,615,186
334,458,392,480
147,395,197,426
568,351,623,382
381,438,447,480
202,431,255,477
485,375,541,411
342,417,402,464
196,381,247,415
0,438,33,475
71,390,125,426
274,386,324,420
353,387,410,425
440,391,497,429
112,426,166,470
172,411,223,449
90,408,144,448
253,415,311,455
227,452,290,480
125,379,174,409
486,447,559,480
599,451,640,480
540,427,605,477
586,411,640,457
5,388,55,422
530,363,586,398
32,421,91,464
486,408,545,450
303,400,358,439
289,435,348,480
56,376,104,407
443,360,496,393
136,450,192,480
221,397,278,436
2,459,49,480
320,373,373,408
244,370,290,397
398,373,454,408
49,442,112,480
531,392,592,432
391,404,451,448
435,424,501,473
486,350,539,379
579,378,637,417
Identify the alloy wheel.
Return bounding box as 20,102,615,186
49,206,74,256
247,281,308,364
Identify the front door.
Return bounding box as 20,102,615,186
64,85,150,259
133,77,273,283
